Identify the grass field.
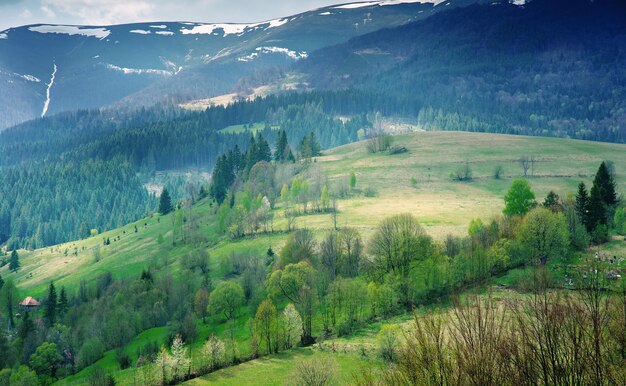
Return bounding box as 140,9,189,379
315,131,626,239
3,131,625,385
7,132,625,296
184,348,377,386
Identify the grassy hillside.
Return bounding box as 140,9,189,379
300,131,626,238
2,131,625,385
9,132,626,297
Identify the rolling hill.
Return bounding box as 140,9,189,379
3,131,625,385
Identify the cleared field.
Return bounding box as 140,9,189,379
183,348,377,386
316,131,626,239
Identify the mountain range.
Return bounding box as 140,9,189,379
0,0,625,248
0,0,489,130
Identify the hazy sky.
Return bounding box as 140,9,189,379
0,0,343,31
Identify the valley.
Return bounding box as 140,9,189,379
0,0,625,385
3,131,625,385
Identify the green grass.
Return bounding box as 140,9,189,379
183,348,377,386
316,131,626,239
4,131,625,385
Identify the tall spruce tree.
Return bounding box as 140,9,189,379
298,132,322,159
232,145,243,173
245,134,258,171
158,188,173,215
256,133,272,163
58,286,68,316
9,250,19,272
575,182,590,228
44,281,57,327
210,155,233,205
587,184,606,232
274,130,289,162
593,161,618,207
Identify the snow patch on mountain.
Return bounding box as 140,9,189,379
155,31,175,36
510,0,526,5
334,1,379,9
130,29,151,34
238,46,308,62
0,33,7,39
29,25,111,40
180,18,289,37
150,25,168,29
41,63,57,117
319,12,332,15
267,18,290,28
334,0,445,8
16,74,41,82
105,64,173,76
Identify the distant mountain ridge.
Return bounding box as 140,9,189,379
297,0,626,142
0,0,488,130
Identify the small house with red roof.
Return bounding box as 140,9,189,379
20,296,40,312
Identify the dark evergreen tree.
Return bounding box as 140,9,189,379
543,191,560,212
308,132,322,157
232,145,244,173
587,184,606,233
298,132,322,159
58,286,68,316
593,161,618,207
158,188,173,215
9,250,19,272
245,134,258,172
0,274,3,290
210,155,233,205
18,310,34,341
575,182,589,227
44,281,57,327
257,133,272,164
274,130,289,162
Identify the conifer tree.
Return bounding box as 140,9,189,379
232,145,243,173
575,182,589,227
542,191,560,212
9,250,19,272
58,286,68,316
298,132,322,159
245,134,258,171
18,310,34,341
256,133,272,163
587,184,606,232
159,188,173,215
274,130,289,162
44,281,57,327
594,161,617,207
210,155,233,205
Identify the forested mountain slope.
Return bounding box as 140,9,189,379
0,0,486,130
299,0,626,142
